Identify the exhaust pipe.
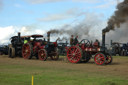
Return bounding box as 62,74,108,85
110,40,113,45
18,32,21,43
102,30,105,51
47,32,50,42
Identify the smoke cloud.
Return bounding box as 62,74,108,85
48,13,104,41
103,0,128,33
106,20,128,44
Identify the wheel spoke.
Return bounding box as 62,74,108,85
74,48,78,53
67,46,82,63
38,49,47,61
22,43,32,59
105,54,112,64
94,53,105,65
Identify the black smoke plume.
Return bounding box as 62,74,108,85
103,0,128,33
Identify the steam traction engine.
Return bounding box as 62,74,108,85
57,38,68,56
109,40,128,56
66,31,112,65
22,32,59,61
0,45,8,55
8,33,25,58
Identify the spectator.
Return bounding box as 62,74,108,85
74,36,79,45
70,35,74,46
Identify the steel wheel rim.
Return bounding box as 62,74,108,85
22,44,31,59
105,54,112,64
38,50,46,61
94,53,105,65
67,46,81,63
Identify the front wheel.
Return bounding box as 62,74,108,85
94,53,106,65
38,49,47,61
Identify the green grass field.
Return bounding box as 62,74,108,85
0,55,128,85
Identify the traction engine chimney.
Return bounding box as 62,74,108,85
18,32,21,43
102,30,105,51
47,32,51,42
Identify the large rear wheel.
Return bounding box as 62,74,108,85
8,47,15,58
67,46,82,63
22,43,33,59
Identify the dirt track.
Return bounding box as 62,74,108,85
0,55,128,78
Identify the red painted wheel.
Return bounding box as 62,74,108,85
105,53,113,64
94,53,106,65
67,46,82,63
22,43,33,59
50,48,59,60
38,49,47,61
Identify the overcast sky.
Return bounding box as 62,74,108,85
0,0,124,44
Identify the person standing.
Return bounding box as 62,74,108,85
70,35,74,46
74,36,79,45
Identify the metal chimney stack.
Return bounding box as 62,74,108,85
102,30,105,48
18,32,21,43
47,32,50,42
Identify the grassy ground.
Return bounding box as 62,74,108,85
0,55,128,85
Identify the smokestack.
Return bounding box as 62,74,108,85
102,30,105,48
47,32,50,42
111,40,113,45
18,32,21,43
